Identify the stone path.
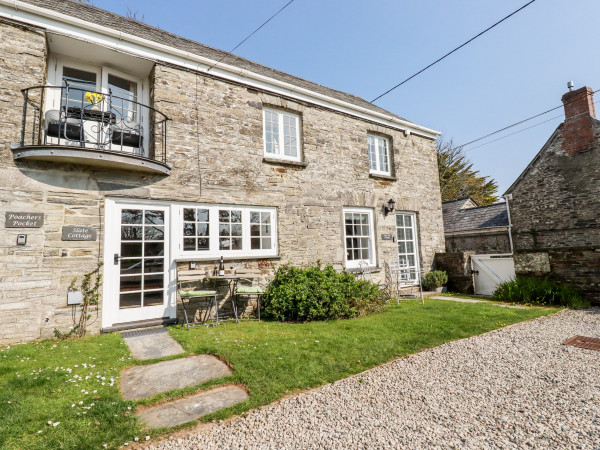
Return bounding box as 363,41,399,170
119,327,248,427
121,355,232,401
122,328,185,360
429,295,530,309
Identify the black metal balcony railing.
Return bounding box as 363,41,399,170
19,85,168,164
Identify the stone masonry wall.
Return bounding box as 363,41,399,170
0,22,445,344
509,123,600,304
445,231,511,254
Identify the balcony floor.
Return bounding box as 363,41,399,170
11,145,171,175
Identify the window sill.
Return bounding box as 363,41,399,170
369,173,397,181
174,255,281,263
263,157,308,168
345,267,382,274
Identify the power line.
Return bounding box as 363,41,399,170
370,0,536,103
458,88,600,150
207,0,296,72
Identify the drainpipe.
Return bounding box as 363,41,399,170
503,194,514,255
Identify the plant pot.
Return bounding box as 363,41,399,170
434,286,443,293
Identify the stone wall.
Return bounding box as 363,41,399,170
445,231,510,254
0,22,445,344
434,252,474,294
508,103,600,304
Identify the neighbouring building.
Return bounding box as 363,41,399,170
0,0,445,344
442,197,511,254
505,84,600,304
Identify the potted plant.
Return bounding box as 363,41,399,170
422,270,448,293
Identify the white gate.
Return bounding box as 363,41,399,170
471,254,515,296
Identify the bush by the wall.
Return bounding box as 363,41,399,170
262,263,384,322
493,276,589,308
422,270,448,290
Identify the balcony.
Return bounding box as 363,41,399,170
12,85,171,175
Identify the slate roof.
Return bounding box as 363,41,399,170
20,0,414,126
442,198,509,233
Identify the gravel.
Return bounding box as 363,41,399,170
146,309,600,449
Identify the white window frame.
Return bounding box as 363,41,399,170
174,203,278,260
368,134,391,176
262,107,302,162
396,211,420,284
343,207,376,269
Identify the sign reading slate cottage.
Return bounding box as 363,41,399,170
62,226,97,241
5,212,44,228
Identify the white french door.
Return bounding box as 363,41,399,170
103,200,174,328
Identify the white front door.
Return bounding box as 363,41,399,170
103,200,173,327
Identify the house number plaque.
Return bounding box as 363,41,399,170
381,234,395,241
5,212,44,228
62,226,97,241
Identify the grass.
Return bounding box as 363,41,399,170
0,299,558,449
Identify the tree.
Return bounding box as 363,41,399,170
436,137,499,205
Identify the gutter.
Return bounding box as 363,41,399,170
0,0,441,138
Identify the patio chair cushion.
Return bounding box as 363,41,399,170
179,290,217,298
235,286,264,294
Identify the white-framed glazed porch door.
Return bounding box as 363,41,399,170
103,200,173,327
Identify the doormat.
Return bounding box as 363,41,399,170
562,335,600,351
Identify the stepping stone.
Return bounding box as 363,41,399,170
121,327,185,360
121,355,232,400
138,385,249,428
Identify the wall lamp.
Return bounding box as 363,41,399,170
383,198,396,216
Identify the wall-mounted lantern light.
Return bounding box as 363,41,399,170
384,198,396,216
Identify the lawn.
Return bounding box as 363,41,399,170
0,299,558,449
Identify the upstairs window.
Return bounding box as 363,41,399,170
368,134,391,176
263,108,301,162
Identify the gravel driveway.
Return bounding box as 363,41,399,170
147,309,600,449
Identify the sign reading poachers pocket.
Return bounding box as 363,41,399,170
62,226,97,241
5,212,44,228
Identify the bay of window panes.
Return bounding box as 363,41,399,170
250,211,272,250
219,209,242,250
183,208,209,251
368,135,390,174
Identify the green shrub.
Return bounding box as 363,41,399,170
493,276,589,308
422,270,448,290
262,263,384,321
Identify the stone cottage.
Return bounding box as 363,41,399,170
505,85,600,304
0,0,444,344
442,197,511,254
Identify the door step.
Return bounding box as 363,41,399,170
102,317,177,333
138,385,248,428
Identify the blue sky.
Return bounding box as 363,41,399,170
93,0,600,195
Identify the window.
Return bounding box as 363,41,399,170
396,212,419,283
343,208,376,268
178,204,277,258
263,108,301,161
368,134,391,175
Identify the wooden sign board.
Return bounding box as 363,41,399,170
62,226,97,241
5,212,44,228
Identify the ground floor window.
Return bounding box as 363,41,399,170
177,204,277,259
396,212,419,282
344,207,376,268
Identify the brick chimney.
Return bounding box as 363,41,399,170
561,86,597,156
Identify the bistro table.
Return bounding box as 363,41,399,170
206,274,241,324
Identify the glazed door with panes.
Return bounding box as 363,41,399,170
108,204,171,325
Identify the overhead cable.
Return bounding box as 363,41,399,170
207,0,296,72
370,0,536,103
